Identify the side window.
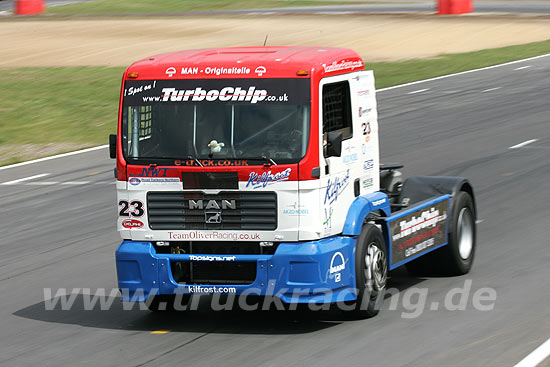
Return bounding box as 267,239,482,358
124,105,153,158
322,81,352,140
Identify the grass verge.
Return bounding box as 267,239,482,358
0,40,548,166
370,40,550,89
47,0,378,15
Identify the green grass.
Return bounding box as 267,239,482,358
47,0,377,15
0,39,548,165
0,67,123,147
370,40,550,89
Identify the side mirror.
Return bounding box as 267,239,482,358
325,131,342,158
109,134,117,159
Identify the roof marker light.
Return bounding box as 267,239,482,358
127,72,139,79
296,70,309,76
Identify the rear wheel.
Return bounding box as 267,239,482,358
439,191,476,274
406,191,476,276
347,223,387,319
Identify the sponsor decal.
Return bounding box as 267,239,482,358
255,66,267,76
189,255,236,262
283,208,309,215
176,66,254,76
393,207,446,240
136,177,180,184
372,198,386,207
359,106,372,117
329,251,346,282
323,206,333,232
405,238,435,257
362,177,374,189
187,285,236,294
129,177,141,186
165,67,176,77
174,159,249,167
204,66,250,76
160,86,283,104
125,79,309,106
246,168,292,189
121,219,144,229
343,153,358,164
283,202,309,216
363,159,374,172
389,199,449,265
362,143,367,155
357,89,370,97
322,60,363,73
324,169,350,205
168,231,261,241
126,82,154,97
181,67,198,75
135,167,176,177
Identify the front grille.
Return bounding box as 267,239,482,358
154,241,279,255
147,191,277,230
171,260,257,285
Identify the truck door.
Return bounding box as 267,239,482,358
318,71,379,237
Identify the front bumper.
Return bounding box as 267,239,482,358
115,236,358,304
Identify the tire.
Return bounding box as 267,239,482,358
347,223,387,319
439,191,476,275
146,294,190,312
406,191,476,276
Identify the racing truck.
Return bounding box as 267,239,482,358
110,46,477,318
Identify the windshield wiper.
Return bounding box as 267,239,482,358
262,156,277,166
187,155,204,167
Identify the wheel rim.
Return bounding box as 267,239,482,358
457,207,474,260
364,242,387,291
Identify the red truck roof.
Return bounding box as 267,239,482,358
126,46,364,80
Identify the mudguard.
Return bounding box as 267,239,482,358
398,176,476,216
342,191,391,236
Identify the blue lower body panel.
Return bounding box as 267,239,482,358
115,237,358,304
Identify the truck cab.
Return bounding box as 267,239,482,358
112,47,476,317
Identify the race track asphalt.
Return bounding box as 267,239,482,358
1,1,549,14
0,55,548,367
203,1,550,15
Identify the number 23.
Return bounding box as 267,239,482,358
118,200,144,217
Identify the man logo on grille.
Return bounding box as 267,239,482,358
205,211,222,224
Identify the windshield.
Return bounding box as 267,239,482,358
122,78,310,165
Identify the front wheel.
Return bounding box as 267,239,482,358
347,223,387,319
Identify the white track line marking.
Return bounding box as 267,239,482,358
509,139,538,149
0,145,108,171
26,181,59,186
481,87,501,93
378,54,549,92
1,173,49,185
0,54,548,171
514,65,531,71
60,181,90,185
514,337,550,367
475,219,484,224
407,88,430,94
